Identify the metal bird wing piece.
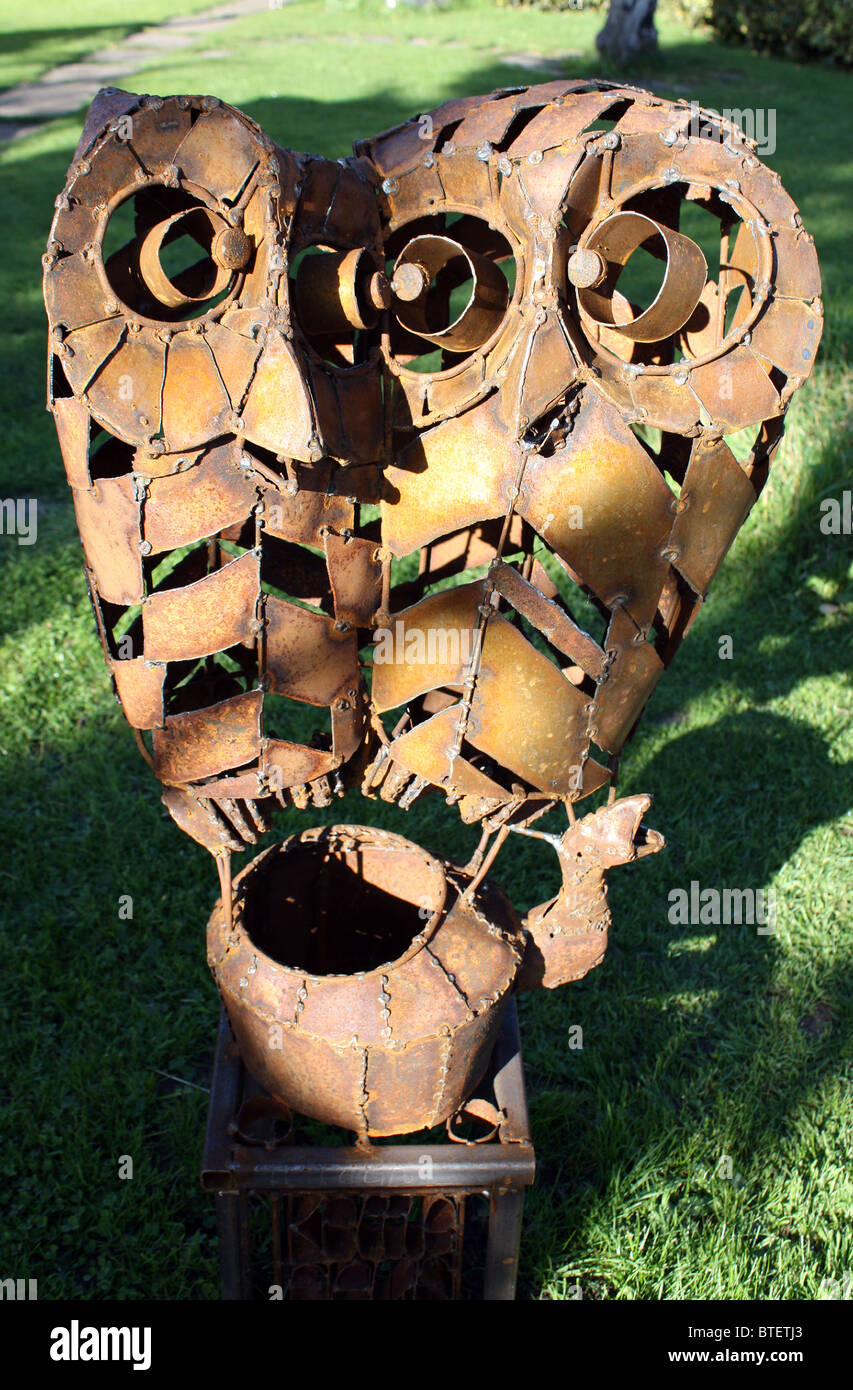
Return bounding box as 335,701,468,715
44,82,820,1135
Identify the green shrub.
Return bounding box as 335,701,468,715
706,0,853,66
495,0,852,67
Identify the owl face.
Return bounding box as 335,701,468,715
44,81,820,851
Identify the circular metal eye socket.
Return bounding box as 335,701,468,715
576,211,707,343
392,233,509,353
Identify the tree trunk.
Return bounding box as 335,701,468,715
596,0,659,61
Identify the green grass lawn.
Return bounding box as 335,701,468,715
0,0,850,1300
0,0,219,94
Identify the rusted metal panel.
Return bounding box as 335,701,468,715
161,334,233,451
324,164,382,248
61,317,126,394
45,253,118,335
325,532,382,630
91,331,168,444
491,562,605,680
143,442,256,553
262,477,354,548
172,104,262,203
153,689,262,784
516,147,584,220
466,614,589,796
72,475,143,605
386,707,511,804
331,694,365,762
436,146,493,209
519,392,674,630
669,437,757,596
452,92,528,150
52,395,91,489
592,609,664,754
423,356,487,420
203,321,263,413
240,333,315,460
308,360,383,465
110,655,165,729
265,596,358,706
143,551,259,662
382,397,521,559
160,785,244,853
371,583,482,713
749,296,822,381
688,347,780,433
262,739,341,788
510,314,579,427
70,85,139,162
385,159,445,225
122,95,192,170
296,157,343,236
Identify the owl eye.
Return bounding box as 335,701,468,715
566,175,801,435
569,211,707,344
390,232,509,353
384,213,515,374
102,189,250,321
137,207,250,313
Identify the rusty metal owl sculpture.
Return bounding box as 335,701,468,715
44,82,820,1136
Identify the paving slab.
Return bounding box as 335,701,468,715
0,0,275,135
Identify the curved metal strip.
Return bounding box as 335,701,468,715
578,211,707,344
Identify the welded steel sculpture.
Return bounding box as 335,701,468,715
45,82,820,1138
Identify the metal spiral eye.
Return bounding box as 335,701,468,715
137,206,238,311
573,210,708,343
391,233,509,353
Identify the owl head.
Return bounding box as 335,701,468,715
44,82,820,854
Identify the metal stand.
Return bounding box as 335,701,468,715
202,1002,535,1300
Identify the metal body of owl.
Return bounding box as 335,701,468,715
44,81,820,1137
